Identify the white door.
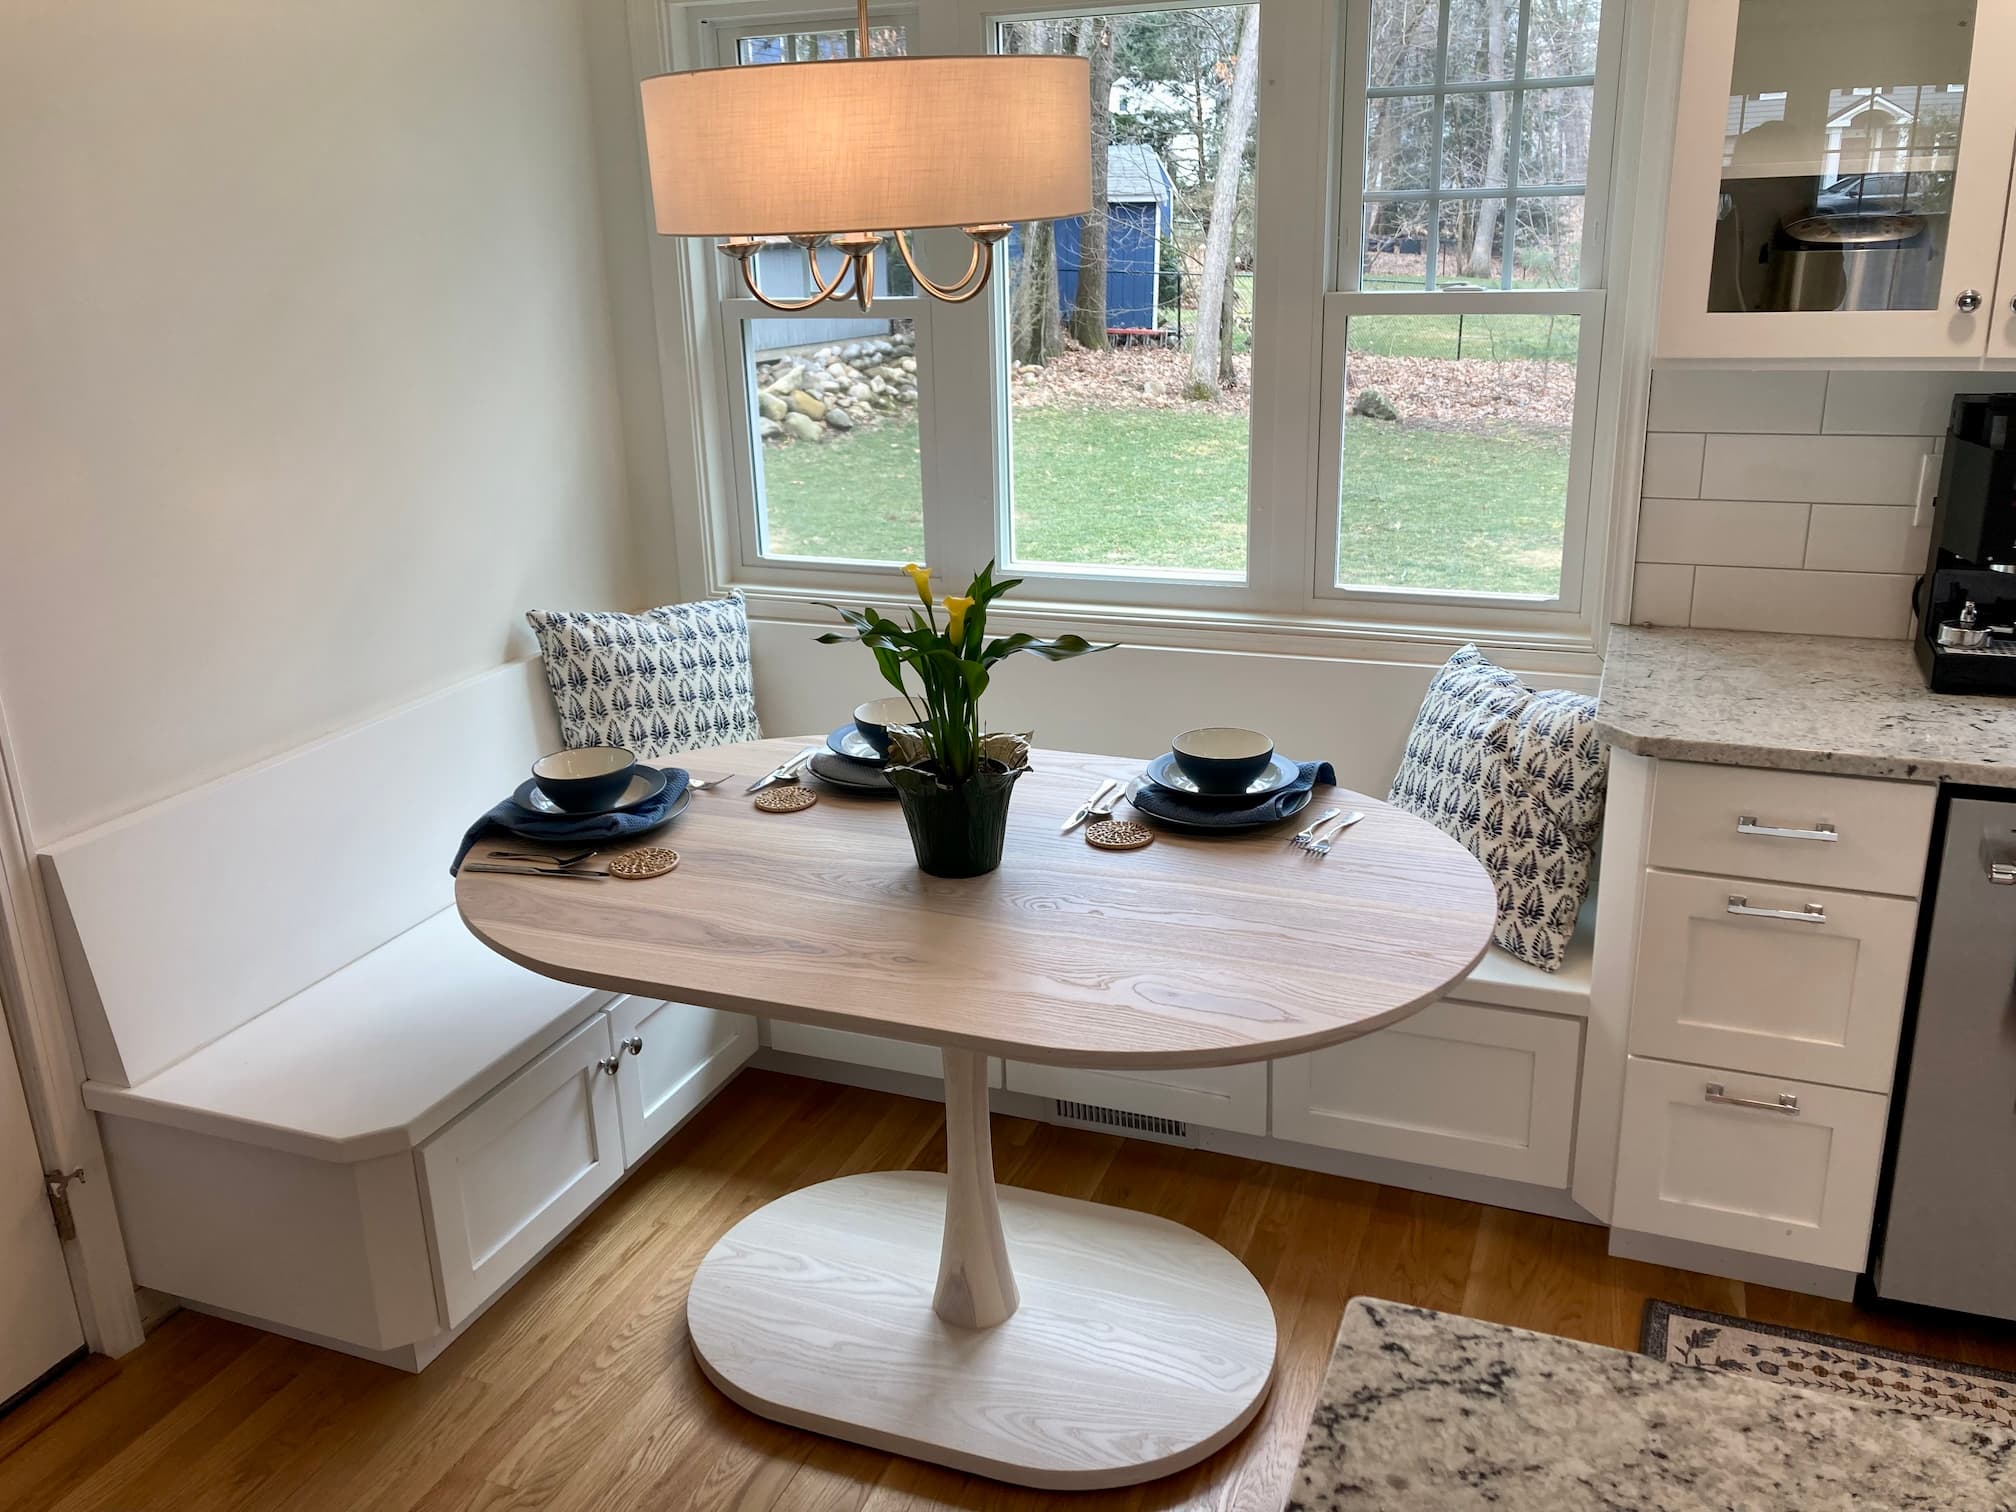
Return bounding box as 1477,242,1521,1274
1,995,83,1402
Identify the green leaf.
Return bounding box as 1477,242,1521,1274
812,632,854,645
1008,633,1115,663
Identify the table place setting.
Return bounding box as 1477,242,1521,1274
451,743,733,881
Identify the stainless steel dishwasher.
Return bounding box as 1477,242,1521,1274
1870,789,2016,1320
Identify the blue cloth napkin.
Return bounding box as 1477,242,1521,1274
451,769,690,875
1129,759,1336,830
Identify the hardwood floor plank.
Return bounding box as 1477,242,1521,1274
9,1069,2010,1512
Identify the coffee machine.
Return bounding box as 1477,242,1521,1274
1915,394,2016,693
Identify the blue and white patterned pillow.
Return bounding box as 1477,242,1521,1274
525,593,760,761
1387,645,1608,972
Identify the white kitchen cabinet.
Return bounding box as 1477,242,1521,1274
609,996,756,1165
417,1014,625,1328
1659,0,2016,360
1273,1000,1581,1186
1627,869,1918,1091
1611,1055,1889,1271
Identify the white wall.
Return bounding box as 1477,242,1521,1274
0,0,640,840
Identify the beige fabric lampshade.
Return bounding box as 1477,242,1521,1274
640,55,1091,236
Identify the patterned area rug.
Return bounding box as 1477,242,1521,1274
1642,1301,2016,1431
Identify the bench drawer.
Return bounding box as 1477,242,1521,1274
1648,762,1934,897
418,1014,623,1327
1271,1000,1581,1187
1628,869,1916,1091
1611,1056,1887,1272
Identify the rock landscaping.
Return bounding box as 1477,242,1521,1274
752,327,919,444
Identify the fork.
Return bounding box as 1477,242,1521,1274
490,848,600,868
1290,808,1341,849
687,773,737,791
1306,810,1366,858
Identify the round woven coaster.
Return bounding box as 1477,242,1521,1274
608,846,679,881
754,784,818,814
1085,819,1154,851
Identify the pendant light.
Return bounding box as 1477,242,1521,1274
639,0,1091,310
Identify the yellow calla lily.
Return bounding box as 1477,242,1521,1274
901,562,933,608
944,595,975,642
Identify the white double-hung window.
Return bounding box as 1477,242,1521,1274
661,0,1632,646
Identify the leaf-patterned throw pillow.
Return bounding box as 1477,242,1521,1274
1387,645,1607,972
525,593,761,761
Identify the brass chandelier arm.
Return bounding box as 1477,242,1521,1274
890,231,993,304
723,238,857,313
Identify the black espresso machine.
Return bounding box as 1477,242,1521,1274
1915,393,2016,693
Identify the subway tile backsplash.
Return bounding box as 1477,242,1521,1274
1629,367,1959,639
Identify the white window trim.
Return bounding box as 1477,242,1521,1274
634,0,1676,662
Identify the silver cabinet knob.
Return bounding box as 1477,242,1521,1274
598,1055,621,1076
2009,295,2016,315
1957,288,1984,313
622,1036,644,1055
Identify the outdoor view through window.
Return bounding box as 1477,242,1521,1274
1338,0,1603,599
1000,9,1259,579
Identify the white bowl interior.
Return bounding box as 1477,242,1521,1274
854,697,918,728
1172,726,1272,760
534,746,634,781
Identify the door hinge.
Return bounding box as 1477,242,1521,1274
43,1167,85,1242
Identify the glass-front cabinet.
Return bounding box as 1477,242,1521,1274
1659,0,2016,360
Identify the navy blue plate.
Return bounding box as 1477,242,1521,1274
808,751,897,795
1144,750,1300,804
826,724,887,765
514,765,669,818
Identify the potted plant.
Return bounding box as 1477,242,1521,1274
819,562,1111,877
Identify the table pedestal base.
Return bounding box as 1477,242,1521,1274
687,1170,1278,1490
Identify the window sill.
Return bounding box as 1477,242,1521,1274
726,579,1607,676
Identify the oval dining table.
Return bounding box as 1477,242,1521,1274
457,735,1497,1492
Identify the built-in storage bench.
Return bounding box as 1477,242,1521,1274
43,661,754,1369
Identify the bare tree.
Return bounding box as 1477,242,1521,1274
1012,218,1064,366
1066,20,1115,349
1464,0,1510,280
1186,6,1259,401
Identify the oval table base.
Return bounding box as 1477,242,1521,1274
687,1170,1279,1491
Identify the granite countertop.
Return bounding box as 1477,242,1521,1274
1290,1299,2014,1511
1597,625,2016,787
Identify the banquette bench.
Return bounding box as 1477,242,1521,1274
42,656,1594,1370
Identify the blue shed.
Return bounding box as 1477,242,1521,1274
1014,144,1176,333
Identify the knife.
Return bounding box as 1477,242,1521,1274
462,862,610,881
1060,778,1122,835
745,746,820,794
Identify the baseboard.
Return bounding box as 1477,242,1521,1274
1607,1228,1861,1301
758,1049,1601,1226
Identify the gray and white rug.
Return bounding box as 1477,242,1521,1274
1289,1298,2016,1511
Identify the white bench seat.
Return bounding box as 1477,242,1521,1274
81,908,608,1163
1449,902,1595,1018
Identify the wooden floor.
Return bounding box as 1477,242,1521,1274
9,1068,2016,1512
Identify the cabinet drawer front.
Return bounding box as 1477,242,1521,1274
1004,1061,1267,1135
1649,762,1934,897
1629,869,1915,1091
1611,1057,1887,1272
1271,1001,1581,1187
418,1015,622,1327
611,997,756,1165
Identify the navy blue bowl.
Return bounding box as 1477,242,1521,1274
530,746,636,813
852,697,918,759
1170,727,1275,795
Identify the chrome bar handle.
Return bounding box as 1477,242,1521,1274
1705,1082,1800,1116
1736,816,1838,843
1727,895,1827,924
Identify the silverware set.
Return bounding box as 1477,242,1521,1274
1060,778,1124,834
746,748,819,794
463,859,610,880
1292,808,1364,857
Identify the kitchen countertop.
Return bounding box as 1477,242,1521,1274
1289,1299,2012,1511
1597,625,2016,787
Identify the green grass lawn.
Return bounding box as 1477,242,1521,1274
760,408,1567,595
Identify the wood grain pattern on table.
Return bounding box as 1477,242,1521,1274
457,739,1497,1070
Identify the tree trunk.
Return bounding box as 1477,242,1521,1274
1065,21,1114,349
1187,7,1260,401
1463,0,1510,281
1217,258,1238,387
1012,219,1063,367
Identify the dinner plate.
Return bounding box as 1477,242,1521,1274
808,751,897,795
1144,750,1300,803
1124,775,1312,834
514,765,670,817
826,724,887,765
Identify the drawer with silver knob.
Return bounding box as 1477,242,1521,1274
1647,761,1935,898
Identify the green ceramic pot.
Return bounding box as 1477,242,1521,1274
885,758,1026,878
